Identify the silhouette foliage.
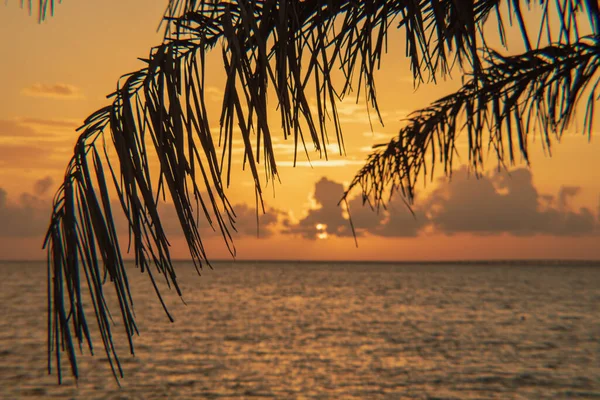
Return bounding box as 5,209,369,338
23,0,600,382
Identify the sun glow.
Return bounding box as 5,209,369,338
315,223,328,239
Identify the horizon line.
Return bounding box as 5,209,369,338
2,258,600,265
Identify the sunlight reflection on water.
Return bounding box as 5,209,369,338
1,261,599,399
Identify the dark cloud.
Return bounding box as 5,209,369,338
282,177,422,239
424,167,598,236
33,176,53,196
346,194,425,237
0,188,50,237
282,168,599,240
114,199,283,239
1,169,596,242
0,181,281,240
345,195,385,235
228,203,282,237
371,196,426,237
21,83,81,99
283,177,354,239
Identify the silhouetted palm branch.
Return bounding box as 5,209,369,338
344,36,600,207
344,0,600,205
32,0,600,383
43,0,477,382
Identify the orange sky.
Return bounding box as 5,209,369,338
0,1,599,261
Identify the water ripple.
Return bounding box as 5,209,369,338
1,261,599,399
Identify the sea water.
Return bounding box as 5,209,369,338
1,260,599,399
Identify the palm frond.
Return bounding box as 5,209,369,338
43,0,402,382
41,0,600,383
20,0,55,21
345,36,600,207
45,48,233,385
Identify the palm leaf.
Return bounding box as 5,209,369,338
345,36,600,208
37,0,600,383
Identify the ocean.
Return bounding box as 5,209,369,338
1,260,599,399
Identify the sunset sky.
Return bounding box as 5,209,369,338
1,1,599,261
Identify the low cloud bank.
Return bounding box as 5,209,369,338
0,177,53,237
283,167,599,239
2,168,597,242
423,168,597,236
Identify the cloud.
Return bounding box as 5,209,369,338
283,177,353,239
424,167,598,236
369,198,427,237
276,160,365,168
280,176,422,240
0,143,51,167
0,187,51,237
2,169,596,243
0,119,79,169
204,86,223,102
0,118,77,139
19,117,79,130
0,175,283,243
361,130,397,141
131,199,283,239
332,98,390,125
227,142,348,161
341,191,425,238
227,203,282,237
33,176,53,196
0,120,38,139
0,177,282,241
344,196,385,235
282,168,599,240
21,83,81,99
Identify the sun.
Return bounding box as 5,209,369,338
315,223,328,240
317,231,329,240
